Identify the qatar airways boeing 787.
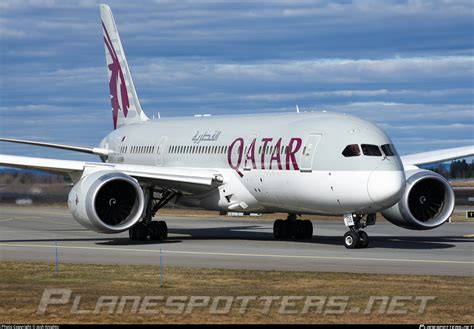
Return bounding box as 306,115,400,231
1,4,473,248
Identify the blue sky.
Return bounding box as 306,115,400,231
0,0,473,161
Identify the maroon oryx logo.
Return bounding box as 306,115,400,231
102,21,129,129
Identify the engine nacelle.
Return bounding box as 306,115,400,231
381,169,455,230
67,170,145,233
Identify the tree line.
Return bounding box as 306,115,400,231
426,159,474,179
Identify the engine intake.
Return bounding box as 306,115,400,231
68,171,145,233
381,169,455,230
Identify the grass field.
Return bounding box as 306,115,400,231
0,261,472,324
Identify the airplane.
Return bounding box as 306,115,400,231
1,4,473,249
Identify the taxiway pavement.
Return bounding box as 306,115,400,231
0,205,472,276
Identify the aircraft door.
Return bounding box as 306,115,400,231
155,136,167,166
114,137,124,163
300,134,322,172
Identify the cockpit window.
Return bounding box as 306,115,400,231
381,144,396,156
342,144,361,157
361,144,382,156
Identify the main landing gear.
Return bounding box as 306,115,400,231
273,214,313,240
129,187,176,241
342,213,376,249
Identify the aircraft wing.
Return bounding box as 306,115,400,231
401,145,474,168
0,138,112,156
0,154,223,194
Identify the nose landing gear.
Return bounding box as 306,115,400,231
342,213,375,249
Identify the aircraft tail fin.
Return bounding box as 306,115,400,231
100,4,148,129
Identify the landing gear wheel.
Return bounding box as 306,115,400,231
294,220,306,239
150,221,168,240
273,219,285,239
129,221,168,242
274,219,313,240
129,226,137,241
358,230,369,248
303,220,313,239
129,222,150,241
344,231,361,249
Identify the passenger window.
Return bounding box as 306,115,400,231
361,144,382,156
381,144,396,156
342,144,361,157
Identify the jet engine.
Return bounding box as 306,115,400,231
67,170,145,233
381,169,455,230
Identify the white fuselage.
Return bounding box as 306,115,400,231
101,111,406,215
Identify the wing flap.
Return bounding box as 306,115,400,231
114,163,222,187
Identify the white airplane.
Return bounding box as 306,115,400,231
1,4,473,249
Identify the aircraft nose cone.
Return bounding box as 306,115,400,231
367,167,405,208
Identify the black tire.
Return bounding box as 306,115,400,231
344,231,361,249
157,221,168,240
149,221,160,240
303,220,313,239
129,226,137,241
273,219,284,239
294,220,306,239
150,221,168,240
137,223,150,241
285,220,294,239
358,230,369,248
